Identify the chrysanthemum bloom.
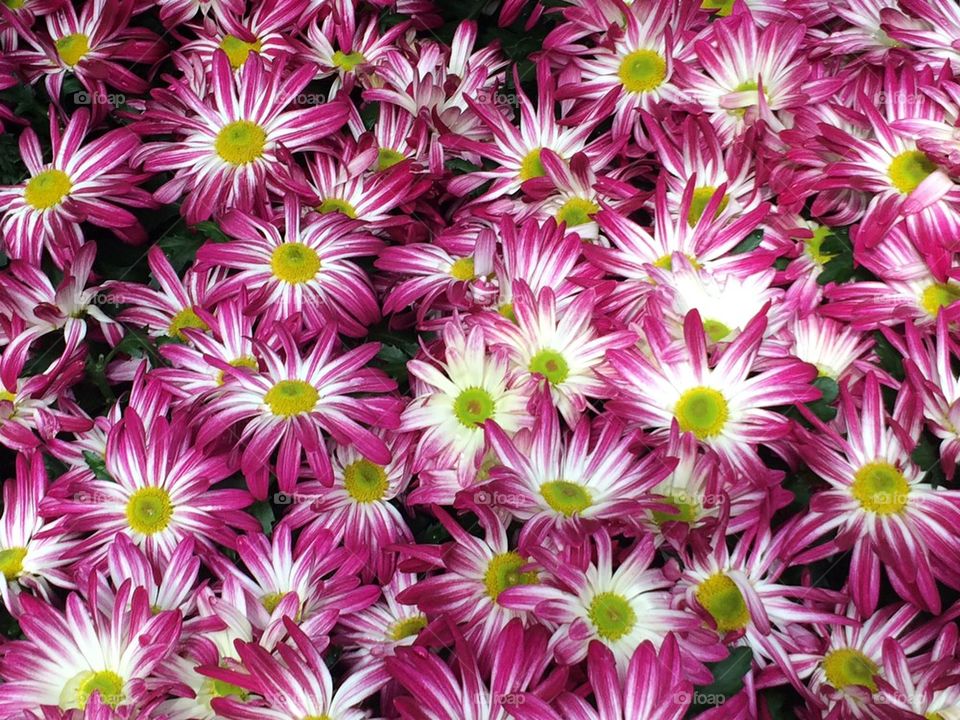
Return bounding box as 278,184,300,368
483,401,676,546
607,310,819,476
43,410,257,564
136,51,350,223
480,283,636,425
102,534,200,616
207,525,379,639
197,196,382,337
499,531,718,681
789,373,960,615
873,633,960,720
763,313,873,386
0,452,78,616
202,617,389,720
396,508,540,658
0,583,181,715
0,109,152,267
402,322,530,483
198,326,402,496
883,0,960,69
387,618,556,720
156,0,242,29
508,636,702,720
281,430,415,581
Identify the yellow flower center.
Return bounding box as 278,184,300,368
675,387,729,439
125,487,174,535
167,306,208,340
219,34,262,68
3,0,26,9
806,225,836,265
850,461,909,515
556,197,599,227
215,120,267,165
453,387,495,428
588,591,637,641
449,257,476,281
205,677,248,699
332,50,366,71
701,0,735,15
703,319,733,343
24,169,72,210
73,670,125,709
0,547,27,581
540,480,592,517
687,186,730,226
498,303,516,323
519,148,547,182
888,150,937,195
822,648,879,692
215,356,259,385
529,349,569,385
484,551,538,601
618,49,667,94
264,380,319,417
0,389,14,404
342,459,389,503
261,591,289,614
377,147,406,170
921,282,960,317
728,80,762,117
389,615,428,641
271,242,321,284
56,33,90,66
696,573,750,632
317,197,358,218
651,494,700,525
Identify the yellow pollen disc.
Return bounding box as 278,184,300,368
264,380,319,417
921,282,960,317
540,480,592,517
556,197,599,227
316,197,358,218
24,169,72,210
850,461,909,515
56,33,90,66
449,257,476,281
167,307,208,340
271,242,321,284
519,148,547,182
483,551,538,601
701,0,735,15
498,303,517,323
618,49,667,94
703,319,732,343
219,34,262,68
73,670,125,710
261,591,288,614
303,715,332,720
588,591,637,641
728,80,760,117
3,0,26,9
377,148,406,170
215,356,259,385
0,547,27,581
687,186,729,226
215,120,267,165
206,677,248,699
125,487,174,535
389,615,427,641
888,150,937,195
822,648,879,692
453,387,495,428
0,390,13,404
342,459,389,503
675,387,729,440
332,50,366,71
696,573,750,632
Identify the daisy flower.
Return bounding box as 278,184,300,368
101,534,201,617
136,51,351,223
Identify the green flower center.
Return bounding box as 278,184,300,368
206,677,248,699
921,282,960,317
498,303,516,323
449,257,476,281
215,120,267,165
651,494,699,525
618,49,667,94
389,615,428,641
261,591,288,614
264,380,319,417
377,147,406,170
342,459,389,503
529,349,569,385
0,547,27,581
588,592,637,641
219,34,261,68
806,225,836,265
702,319,732,343
696,573,750,632
687,186,729,226
701,0,735,15
822,648,879,692
215,356,259,385
728,80,761,116
888,150,937,195
540,480,592,517
24,169,72,210
675,387,729,439
56,33,90,66
3,0,26,9
125,487,174,535
519,148,546,182
271,242,321,284
850,461,909,515
556,197,599,227
484,551,538,601
332,50,366,71
317,197,358,218
453,387,494,428
167,307,208,340
75,670,125,709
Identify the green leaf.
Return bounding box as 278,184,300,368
872,331,904,381
82,451,112,481
194,220,230,243
731,229,763,255
249,500,276,534
688,647,753,714
158,231,205,274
